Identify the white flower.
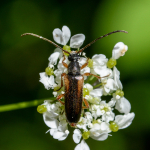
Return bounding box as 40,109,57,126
74,140,90,150
73,129,82,144
92,54,108,67
54,69,64,85
84,83,103,97
42,101,65,127
112,96,131,114
101,78,116,94
49,126,69,141
53,25,85,48
89,104,101,119
84,112,93,127
76,117,88,131
100,100,115,123
90,122,110,141
94,67,112,79
115,113,135,129
39,72,55,90
90,54,108,75
43,112,59,128
43,101,62,128
89,54,112,79
112,42,128,59
90,88,103,97
43,101,69,141
85,95,101,104
53,26,71,45
48,48,63,65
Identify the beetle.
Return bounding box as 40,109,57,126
21,30,127,127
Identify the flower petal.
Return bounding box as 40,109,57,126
58,130,69,141
115,97,131,114
62,26,71,45
70,34,85,48
48,48,63,65
105,79,116,90
39,73,55,90
92,54,108,66
73,129,82,144
53,28,64,45
112,42,128,59
115,113,135,129
84,83,93,92
102,112,115,123
53,26,71,45
79,57,87,66
43,113,59,128
108,100,116,107
94,67,112,77
50,128,57,135
74,140,90,150
100,122,111,132
90,133,108,141
48,51,60,65
90,88,103,97
53,131,65,139
113,66,122,90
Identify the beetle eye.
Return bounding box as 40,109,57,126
68,55,72,61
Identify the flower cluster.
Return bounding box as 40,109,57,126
37,26,135,150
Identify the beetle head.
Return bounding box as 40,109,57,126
68,51,80,61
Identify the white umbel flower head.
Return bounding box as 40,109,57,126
37,25,134,150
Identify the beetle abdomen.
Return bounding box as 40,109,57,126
64,74,84,124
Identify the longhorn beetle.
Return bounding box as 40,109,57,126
21,30,127,127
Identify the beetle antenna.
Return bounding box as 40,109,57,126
21,33,70,54
77,30,128,54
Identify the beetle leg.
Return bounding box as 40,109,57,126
62,55,68,68
82,98,89,109
81,58,89,69
83,73,110,79
56,94,65,105
55,73,66,91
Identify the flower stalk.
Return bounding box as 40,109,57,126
0,99,53,112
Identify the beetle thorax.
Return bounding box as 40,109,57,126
68,52,81,76
68,61,80,75
67,51,81,75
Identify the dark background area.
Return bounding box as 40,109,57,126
0,0,150,150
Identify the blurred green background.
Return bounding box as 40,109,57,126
0,0,149,150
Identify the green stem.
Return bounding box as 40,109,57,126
90,77,98,85
0,98,53,112
85,75,95,83
93,83,103,89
